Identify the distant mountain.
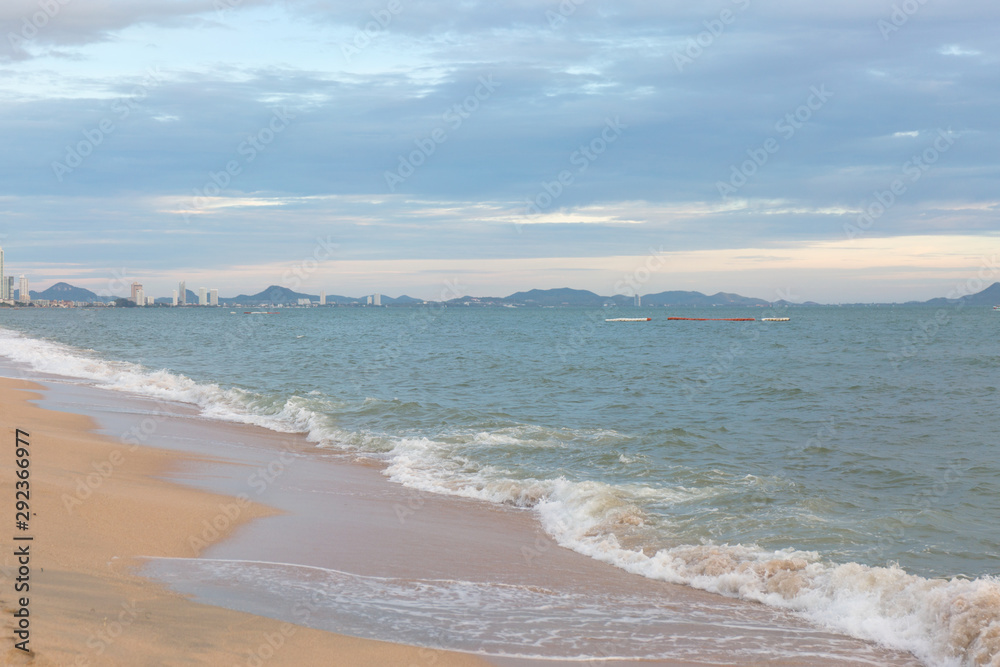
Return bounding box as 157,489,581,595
388,294,423,304
449,288,624,307
28,281,999,309
642,290,771,307
916,281,1000,307
445,287,771,307
773,299,822,307
225,285,316,305
28,282,115,303
503,288,618,307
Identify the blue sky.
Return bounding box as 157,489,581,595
1,0,998,302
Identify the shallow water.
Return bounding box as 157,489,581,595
1,304,997,665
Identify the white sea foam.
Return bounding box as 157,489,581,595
145,556,908,663
532,487,1000,667
1,326,997,666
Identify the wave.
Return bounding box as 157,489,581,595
0,327,996,666
144,556,914,663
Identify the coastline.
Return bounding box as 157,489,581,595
0,368,928,665
0,375,490,666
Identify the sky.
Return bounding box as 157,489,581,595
1,0,998,303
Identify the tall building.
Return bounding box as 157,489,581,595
319,290,326,306
130,282,143,304
178,281,187,306
18,275,29,303
172,290,178,306
634,294,641,307
209,289,218,306
198,287,207,306
366,295,372,305
0,246,5,300
5,277,13,302
373,293,381,306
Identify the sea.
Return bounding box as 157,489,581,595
0,304,997,665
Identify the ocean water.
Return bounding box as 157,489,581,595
0,304,998,665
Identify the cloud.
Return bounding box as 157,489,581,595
1,0,998,301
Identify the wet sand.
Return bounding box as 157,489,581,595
2,371,924,665
0,376,490,666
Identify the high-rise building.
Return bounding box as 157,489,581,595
172,290,178,306
319,290,326,306
130,282,143,304
0,246,5,300
5,277,13,302
209,289,218,306
634,294,641,307
373,293,381,306
146,296,154,306
178,281,187,306
366,295,372,305
198,287,207,306
18,275,29,303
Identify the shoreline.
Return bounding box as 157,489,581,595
1,369,927,665
0,375,491,666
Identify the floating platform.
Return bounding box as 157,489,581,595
667,317,755,321
605,317,652,322
761,317,790,322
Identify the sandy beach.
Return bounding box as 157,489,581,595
0,376,490,666
0,371,927,666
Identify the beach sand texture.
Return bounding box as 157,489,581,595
0,377,489,666
0,375,926,666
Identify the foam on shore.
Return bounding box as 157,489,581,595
2,326,997,666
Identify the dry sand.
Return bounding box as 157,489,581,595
0,376,490,666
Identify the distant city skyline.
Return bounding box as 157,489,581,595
1,3,997,304
10,275,1000,308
